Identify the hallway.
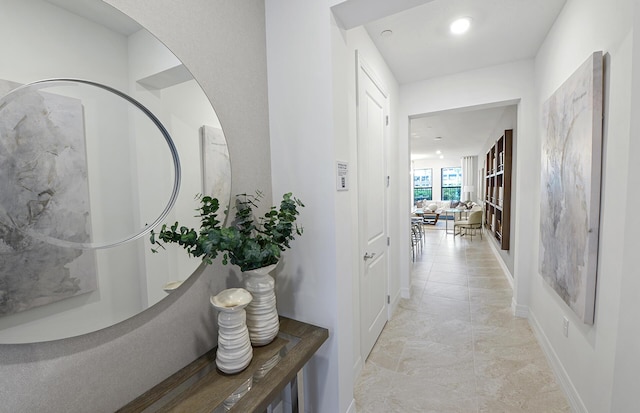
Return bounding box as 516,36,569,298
354,227,571,412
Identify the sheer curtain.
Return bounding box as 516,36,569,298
461,155,477,202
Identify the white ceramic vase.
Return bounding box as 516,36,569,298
243,263,279,346
210,288,253,374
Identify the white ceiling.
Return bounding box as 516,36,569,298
51,0,567,165
333,0,567,162
410,105,515,162
363,0,567,84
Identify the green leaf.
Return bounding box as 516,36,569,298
149,191,304,270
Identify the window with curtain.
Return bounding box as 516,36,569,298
413,168,432,202
441,167,462,200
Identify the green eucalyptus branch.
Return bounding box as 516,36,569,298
150,191,304,272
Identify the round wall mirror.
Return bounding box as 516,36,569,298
0,0,231,343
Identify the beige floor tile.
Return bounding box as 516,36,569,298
472,322,537,345
467,265,504,275
418,294,471,321
411,269,431,280
356,367,478,413
468,276,511,290
399,297,420,311
433,254,466,263
470,305,524,328
355,235,570,412
397,340,476,390
424,281,470,301
428,270,468,286
431,262,469,274
382,310,438,341
466,249,493,256
411,278,427,288
466,258,500,267
475,358,568,410
478,391,572,413
469,287,512,307
365,330,405,371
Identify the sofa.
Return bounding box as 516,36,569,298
413,200,481,224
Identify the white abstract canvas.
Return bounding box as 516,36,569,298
539,52,603,324
0,80,97,317
201,125,231,219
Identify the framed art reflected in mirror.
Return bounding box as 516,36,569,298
0,0,231,343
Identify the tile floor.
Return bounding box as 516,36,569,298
355,226,572,412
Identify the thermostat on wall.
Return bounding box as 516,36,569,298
336,161,349,191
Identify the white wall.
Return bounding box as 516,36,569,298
610,2,640,409
398,60,536,305
265,2,401,411
529,0,634,411
265,2,341,411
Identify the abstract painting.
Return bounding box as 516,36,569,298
201,125,231,218
0,79,97,317
539,52,603,324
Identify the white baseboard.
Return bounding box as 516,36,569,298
389,290,400,317
512,298,529,318
486,235,514,289
353,355,363,384
400,287,410,299
345,398,357,413
528,311,587,413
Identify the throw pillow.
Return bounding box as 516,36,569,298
428,203,438,212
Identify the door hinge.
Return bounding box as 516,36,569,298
387,295,390,304
387,237,390,246
386,175,390,187
385,115,389,126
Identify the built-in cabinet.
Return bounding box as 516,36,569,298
484,130,512,250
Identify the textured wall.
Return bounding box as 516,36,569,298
0,1,271,411
530,0,634,411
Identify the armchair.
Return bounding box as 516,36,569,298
454,210,483,240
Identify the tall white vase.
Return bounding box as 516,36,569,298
243,263,279,346
210,288,253,374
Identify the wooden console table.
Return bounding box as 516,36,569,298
118,317,328,413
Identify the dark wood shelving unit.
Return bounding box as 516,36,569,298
484,129,512,250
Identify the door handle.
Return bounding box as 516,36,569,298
363,252,376,261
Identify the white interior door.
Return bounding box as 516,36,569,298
357,56,388,361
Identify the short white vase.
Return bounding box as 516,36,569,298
243,263,279,346
210,288,253,374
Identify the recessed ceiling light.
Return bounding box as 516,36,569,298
450,17,471,35
436,150,442,154
439,155,445,159
380,29,393,38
